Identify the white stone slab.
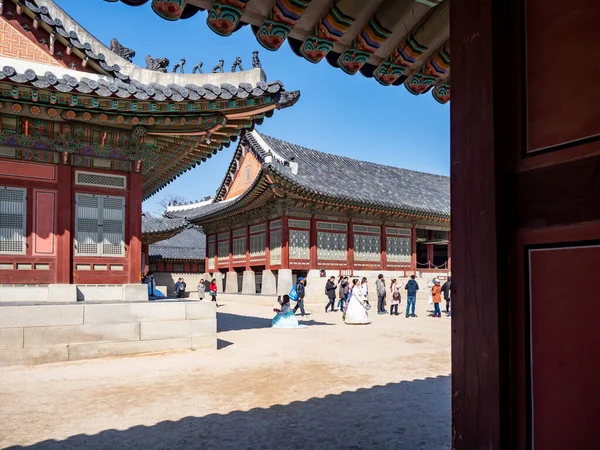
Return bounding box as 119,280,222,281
76,285,123,301
242,271,257,294
185,302,216,320
23,323,140,347
261,270,277,295
47,284,77,302
0,286,48,302
277,269,293,296
0,328,24,350
0,305,84,328
122,284,148,301
140,319,216,340
68,337,191,361
225,271,238,293
0,345,68,367
83,302,186,324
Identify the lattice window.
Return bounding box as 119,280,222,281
75,171,126,189
218,231,230,241
270,229,281,265
387,227,411,237
289,230,310,259
432,230,449,240
354,234,381,261
208,235,216,243
233,237,246,258
317,231,347,260
232,228,246,238
353,225,381,234
0,186,27,255
217,241,229,260
317,222,347,231
270,220,282,230
173,263,184,272
207,242,215,270
289,219,310,229
250,223,266,234
250,233,266,256
75,194,125,257
387,237,411,263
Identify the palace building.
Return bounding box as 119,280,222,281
0,0,298,300
166,130,450,297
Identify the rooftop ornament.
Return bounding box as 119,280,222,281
145,55,170,72
211,59,224,73
231,57,243,72
110,38,136,62
172,58,186,74
252,51,261,69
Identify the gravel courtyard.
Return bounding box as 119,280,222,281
0,296,451,449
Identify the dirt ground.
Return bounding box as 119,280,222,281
0,295,451,449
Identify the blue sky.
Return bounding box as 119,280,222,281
55,0,449,216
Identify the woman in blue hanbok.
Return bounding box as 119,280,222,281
272,295,304,328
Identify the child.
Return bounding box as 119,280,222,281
209,278,218,302
197,278,205,300
390,278,401,316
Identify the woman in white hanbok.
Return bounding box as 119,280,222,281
344,279,371,325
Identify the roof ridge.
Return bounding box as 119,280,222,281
255,132,449,180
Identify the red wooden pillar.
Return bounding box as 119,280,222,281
411,225,417,276
265,220,271,270
426,230,434,269
309,216,317,270
281,215,289,269
380,223,387,271
127,171,142,283
447,231,451,271
245,224,251,270
228,229,233,272
55,162,72,284
347,218,354,274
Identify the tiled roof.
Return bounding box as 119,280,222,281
149,227,206,262
167,130,450,221
249,132,451,218
0,65,288,103
142,216,189,235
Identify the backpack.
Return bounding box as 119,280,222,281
289,285,299,301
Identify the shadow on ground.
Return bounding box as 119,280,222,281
217,312,332,332
8,375,451,450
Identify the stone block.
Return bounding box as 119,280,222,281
213,272,224,293
261,270,277,295
122,284,148,301
77,285,124,301
192,335,215,350
225,271,238,293
304,269,328,302
0,305,84,328
23,323,140,348
0,286,48,303
83,302,186,324
140,319,216,340
48,284,77,303
68,338,191,361
185,302,216,320
0,328,24,350
277,269,293,296
0,346,68,367
242,270,256,294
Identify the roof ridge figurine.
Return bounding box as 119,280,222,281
231,57,243,72
109,38,135,62
145,55,170,72
172,58,186,74
211,59,224,73
252,51,261,69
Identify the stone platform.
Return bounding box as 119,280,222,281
0,300,216,367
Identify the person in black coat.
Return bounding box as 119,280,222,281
441,277,451,313
293,278,307,316
325,276,337,312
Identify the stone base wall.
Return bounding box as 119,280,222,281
0,284,148,303
0,300,216,367
153,273,208,298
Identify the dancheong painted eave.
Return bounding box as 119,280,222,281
0,0,300,200
105,0,450,104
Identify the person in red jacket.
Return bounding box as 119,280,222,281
209,279,218,302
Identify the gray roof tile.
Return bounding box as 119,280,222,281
149,228,206,261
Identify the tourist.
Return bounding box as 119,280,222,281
344,278,371,325
405,275,419,318
143,271,156,296
293,277,307,316
442,277,451,313
197,278,206,300
174,277,186,298
209,278,218,302
325,276,337,312
272,295,304,328
338,276,349,312
431,279,442,317
390,278,402,316
376,274,387,315
361,277,370,306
